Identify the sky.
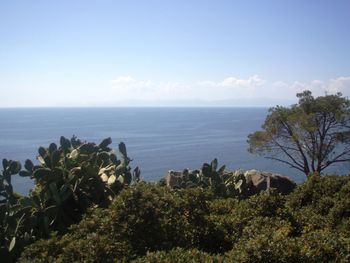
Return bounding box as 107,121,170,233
0,0,349,107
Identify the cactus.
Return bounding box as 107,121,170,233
99,137,112,150
0,159,28,259
1,159,22,205
60,136,71,151
164,160,255,199
1,136,140,261
133,167,141,184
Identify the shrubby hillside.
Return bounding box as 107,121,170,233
20,174,350,262
1,137,350,262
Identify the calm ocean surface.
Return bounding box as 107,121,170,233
0,108,348,194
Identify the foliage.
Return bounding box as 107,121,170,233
168,158,256,199
0,136,139,262
20,183,229,262
248,90,350,176
2,135,350,262
132,247,220,263
0,160,24,261
19,175,350,262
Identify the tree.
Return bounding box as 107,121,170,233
247,90,350,177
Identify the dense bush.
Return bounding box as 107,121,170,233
133,247,220,263
19,183,230,262
286,173,350,234
19,174,350,262
2,136,350,262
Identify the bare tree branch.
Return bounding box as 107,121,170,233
265,157,305,173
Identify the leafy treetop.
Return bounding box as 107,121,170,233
248,90,350,177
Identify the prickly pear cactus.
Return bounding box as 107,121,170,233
166,161,256,199
0,136,140,261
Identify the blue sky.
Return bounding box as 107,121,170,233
1,0,349,107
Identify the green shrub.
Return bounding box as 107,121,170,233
132,247,220,263
298,229,350,263
287,174,350,209
19,183,231,262
224,218,350,263
226,229,301,263
14,162,350,262
286,174,350,234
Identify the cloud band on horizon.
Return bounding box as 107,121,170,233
110,75,350,106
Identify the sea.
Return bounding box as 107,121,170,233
0,107,348,195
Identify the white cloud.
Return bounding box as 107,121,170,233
327,76,350,94
109,75,350,106
197,75,265,89
272,77,350,97
111,75,265,102
219,75,265,88
111,76,153,91
111,76,155,100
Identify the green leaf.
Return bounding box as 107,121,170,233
9,161,21,174
24,159,34,171
218,165,226,174
48,143,57,154
115,164,126,175
38,146,47,157
8,237,16,252
33,168,51,180
49,182,61,205
44,205,57,214
59,184,72,202
68,168,80,181
2,159,8,169
118,142,127,158
124,172,132,185
99,137,112,149
51,150,61,166
211,159,218,171
44,156,51,167
202,163,211,177
98,151,110,162
19,197,34,207
43,216,50,235
79,143,96,154
110,153,117,164
133,167,141,182
60,136,71,151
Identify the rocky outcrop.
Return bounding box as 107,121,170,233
164,169,296,195
165,170,184,189
244,169,296,194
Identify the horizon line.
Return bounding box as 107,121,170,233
0,105,272,109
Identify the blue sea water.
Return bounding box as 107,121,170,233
0,108,348,195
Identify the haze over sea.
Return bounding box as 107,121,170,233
1,107,348,195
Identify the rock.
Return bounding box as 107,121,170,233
164,169,296,195
245,170,296,194
165,170,184,189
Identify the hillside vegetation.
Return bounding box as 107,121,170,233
20,175,350,262
1,137,350,262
